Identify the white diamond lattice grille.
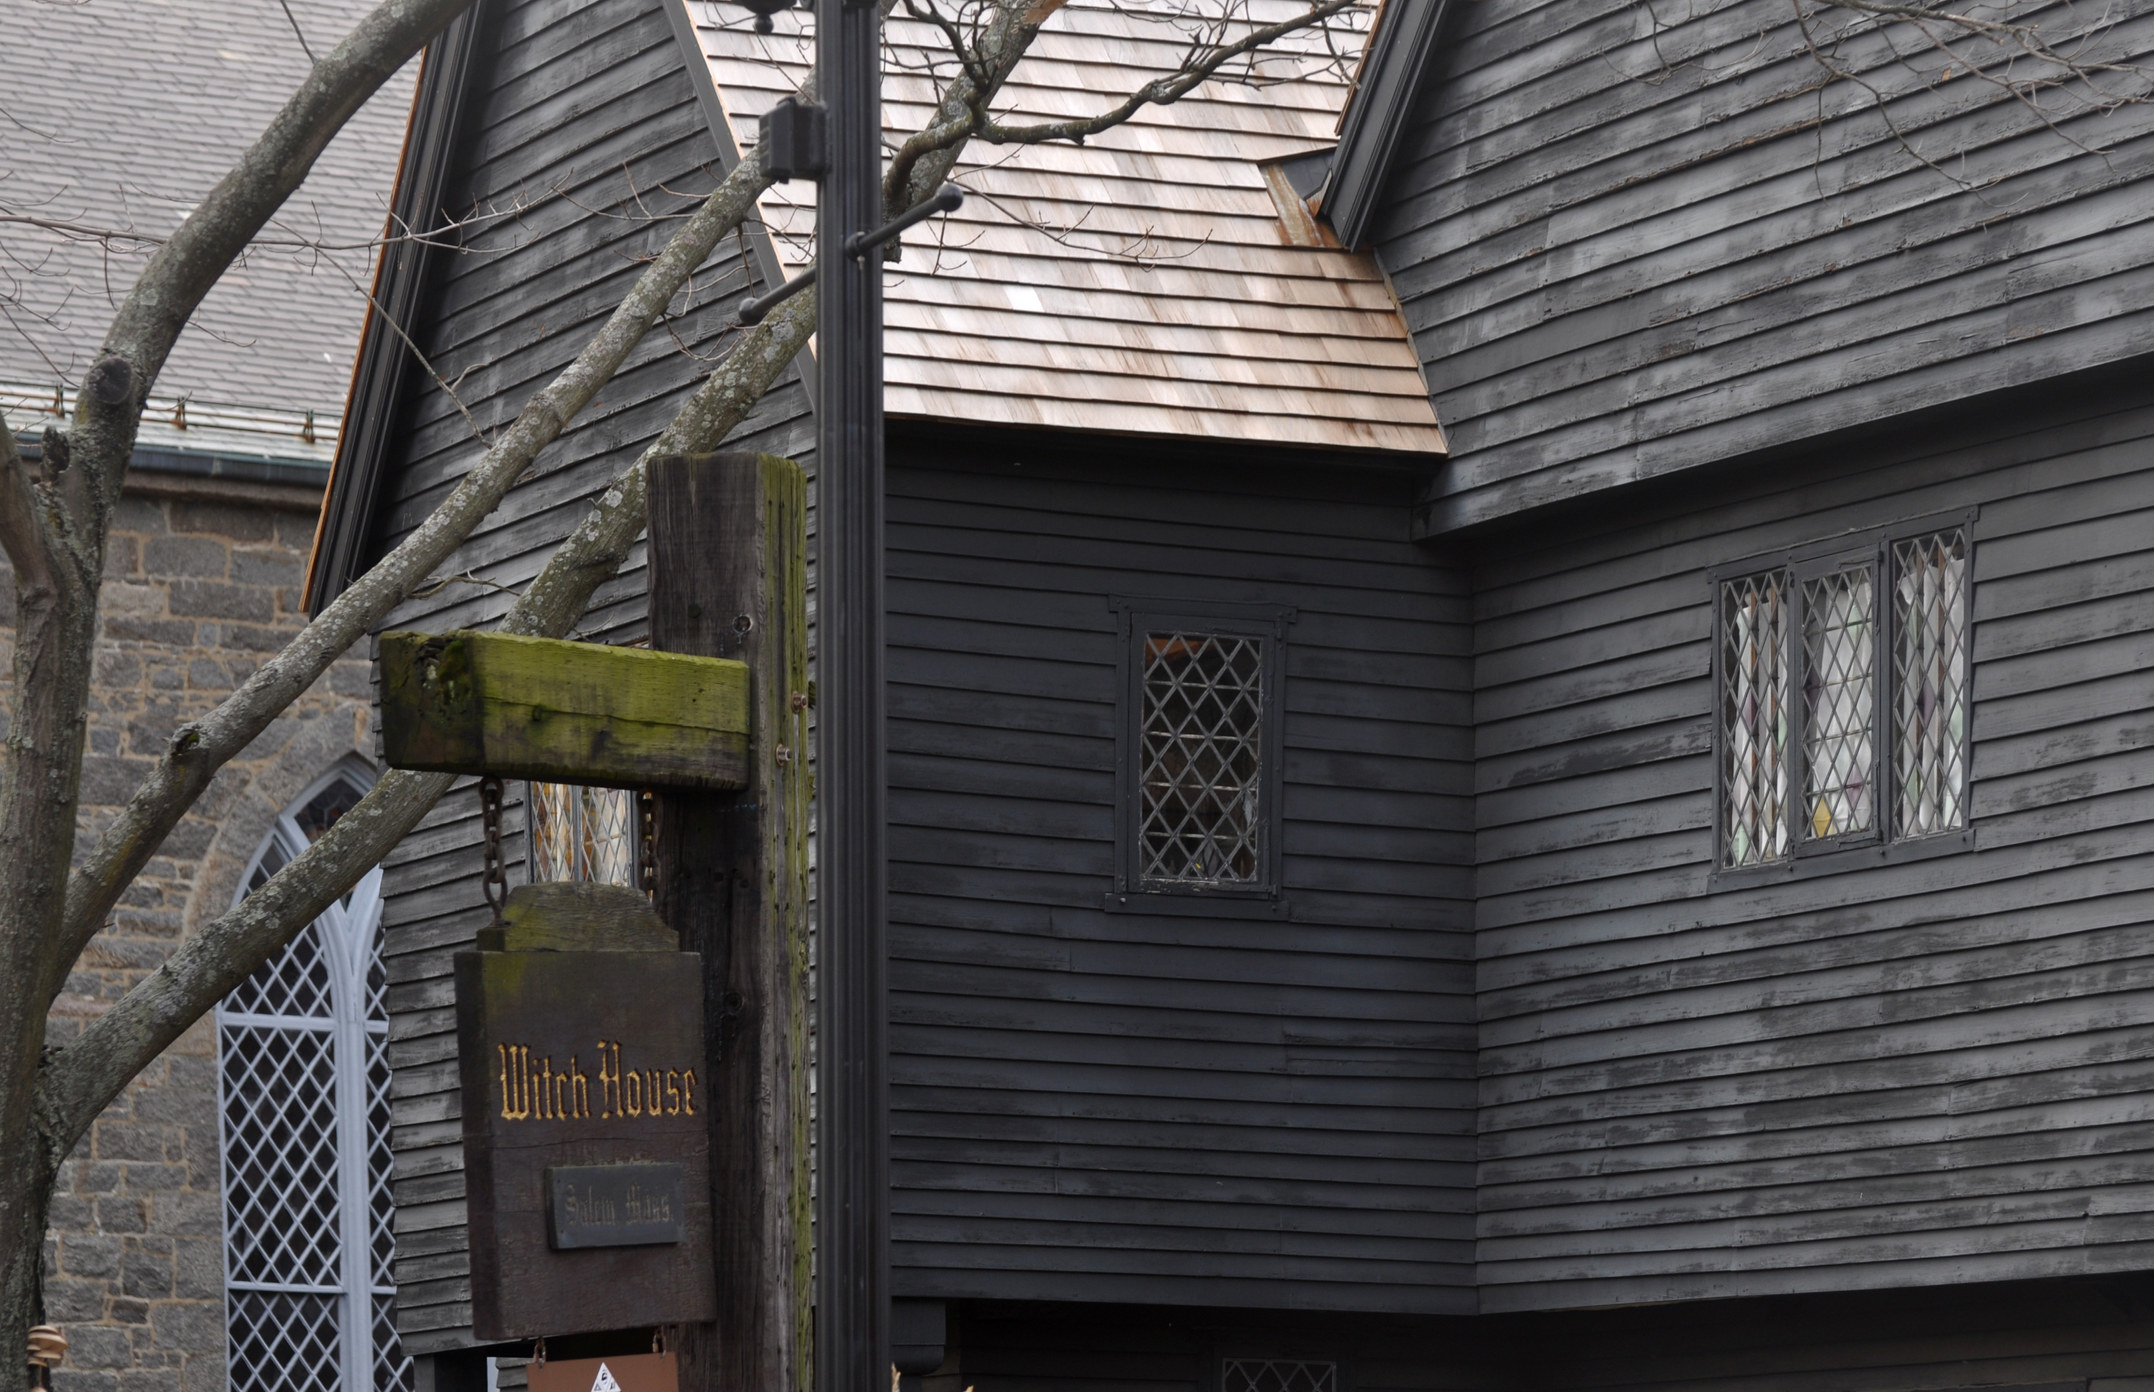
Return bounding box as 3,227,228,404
1720,572,1789,867
1139,632,1266,885
221,1015,342,1286
366,1035,395,1288
1893,528,1970,837
221,764,411,1392
1222,1360,1338,1392
224,905,332,1018
371,1296,409,1392
1800,566,1876,840
229,1290,341,1392
530,782,642,887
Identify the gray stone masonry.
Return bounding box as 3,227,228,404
19,479,371,1392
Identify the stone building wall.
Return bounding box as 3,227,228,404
28,472,371,1392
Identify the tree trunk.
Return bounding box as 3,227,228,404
0,1097,57,1392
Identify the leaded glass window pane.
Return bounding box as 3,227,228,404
1720,571,1790,867
1801,565,1876,840
1222,1360,1338,1392
1139,632,1265,885
1893,527,1970,837
530,782,641,887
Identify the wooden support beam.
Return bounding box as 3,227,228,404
379,628,749,789
647,452,812,1392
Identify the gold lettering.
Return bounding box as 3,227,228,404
569,1056,589,1119
598,1041,616,1118
646,1069,662,1115
497,1044,518,1120
625,1067,643,1117
665,1070,681,1116
682,1069,696,1116
537,1057,554,1120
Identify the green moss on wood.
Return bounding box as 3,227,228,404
380,629,749,789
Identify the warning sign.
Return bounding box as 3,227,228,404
527,1353,678,1392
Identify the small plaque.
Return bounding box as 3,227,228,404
529,1353,678,1392
547,1164,687,1249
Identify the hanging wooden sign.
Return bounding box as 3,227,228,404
456,886,716,1341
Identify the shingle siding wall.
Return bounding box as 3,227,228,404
1371,0,2154,534
1469,383,2154,1310
882,442,1477,1314
367,0,813,1354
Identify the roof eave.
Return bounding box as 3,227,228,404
305,1,494,616
1324,0,1451,250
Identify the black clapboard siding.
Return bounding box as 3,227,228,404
1468,380,2154,1311
363,0,816,1354
883,440,1476,1312
1373,0,2154,533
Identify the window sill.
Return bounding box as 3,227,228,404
1102,889,1291,918
1708,825,1976,890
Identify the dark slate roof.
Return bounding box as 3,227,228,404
0,0,416,424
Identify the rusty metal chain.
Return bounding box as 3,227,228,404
479,775,507,926
639,788,657,896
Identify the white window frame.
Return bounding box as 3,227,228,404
218,758,407,1392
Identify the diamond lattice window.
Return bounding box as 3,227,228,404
1800,564,1876,841
1222,1360,1339,1392
1717,523,1970,869
1893,527,1970,837
1139,632,1267,886
529,781,644,888
220,763,412,1392
1721,570,1790,868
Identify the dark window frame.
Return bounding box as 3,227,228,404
1107,596,1294,916
1209,1345,1352,1392
1708,506,1978,887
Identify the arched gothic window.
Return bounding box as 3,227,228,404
218,761,412,1392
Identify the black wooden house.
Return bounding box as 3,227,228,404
313,0,2154,1382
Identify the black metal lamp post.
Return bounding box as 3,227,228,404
814,0,890,1384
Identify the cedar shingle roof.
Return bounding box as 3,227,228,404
683,0,1447,455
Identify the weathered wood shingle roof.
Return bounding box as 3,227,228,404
681,0,1447,454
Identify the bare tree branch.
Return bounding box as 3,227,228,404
889,0,1359,194
0,415,52,594
33,767,456,1167
68,0,480,505
49,144,785,997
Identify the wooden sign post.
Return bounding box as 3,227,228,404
647,452,812,1392
381,453,809,1389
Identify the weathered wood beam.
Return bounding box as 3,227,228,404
380,629,749,789
648,452,811,1392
